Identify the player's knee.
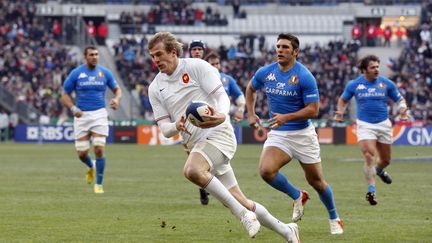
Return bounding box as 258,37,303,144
77,151,88,161
259,165,276,182
183,164,199,181
380,158,391,166
309,179,326,192
75,140,90,152
92,137,106,157
93,136,106,147
94,147,104,157
363,151,375,162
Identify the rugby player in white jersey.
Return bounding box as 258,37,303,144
147,32,299,242
61,46,122,194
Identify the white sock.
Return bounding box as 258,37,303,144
204,177,246,219
254,202,289,238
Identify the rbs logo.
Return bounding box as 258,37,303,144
26,126,74,141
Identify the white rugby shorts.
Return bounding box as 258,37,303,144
264,125,321,164
192,141,233,176
191,123,237,176
74,108,109,140
356,119,392,144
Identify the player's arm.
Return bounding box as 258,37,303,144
334,80,355,122
109,87,122,110
157,116,190,138
268,102,319,128
334,97,349,122
228,78,245,122
199,87,229,129
194,61,228,129
396,97,410,120
388,80,410,120
106,70,122,110
269,72,320,128
61,92,82,118
61,70,82,118
233,95,246,122
245,81,261,128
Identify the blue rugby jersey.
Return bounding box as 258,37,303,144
63,64,118,111
251,61,320,130
220,72,243,101
341,75,401,124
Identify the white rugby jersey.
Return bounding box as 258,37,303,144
149,58,233,149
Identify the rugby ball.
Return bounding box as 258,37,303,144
185,101,212,127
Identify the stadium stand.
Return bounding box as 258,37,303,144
1,0,431,125
0,0,79,124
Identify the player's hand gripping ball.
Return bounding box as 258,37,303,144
185,101,213,127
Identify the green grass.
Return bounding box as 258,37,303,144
0,143,431,242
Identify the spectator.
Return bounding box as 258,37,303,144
97,21,108,45
65,19,75,44
7,112,18,140
383,25,392,47
52,19,62,41
366,23,378,47
395,26,406,47
86,20,96,38
0,111,8,141
232,0,241,18
351,23,363,43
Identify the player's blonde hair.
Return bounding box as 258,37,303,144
148,32,183,57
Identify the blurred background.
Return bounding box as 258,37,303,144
0,0,431,146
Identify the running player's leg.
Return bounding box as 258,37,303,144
217,170,299,242
301,162,343,234
92,133,106,193
376,142,392,184
184,145,259,237
359,139,379,204
75,133,95,184
375,123,393,184
259,146,301,200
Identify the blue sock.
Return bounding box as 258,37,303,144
268,172,301,200
96,157,106,185
375,166,384,175
368,184,376,192
80,154,93,168
318,185,339,220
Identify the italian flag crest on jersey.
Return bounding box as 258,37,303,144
288,75,299,85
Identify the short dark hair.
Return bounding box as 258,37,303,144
84,46,97,56
189,40,206,50
204,52,220,62
277,33,299,50
358,55,380,72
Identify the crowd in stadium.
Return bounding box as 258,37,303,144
1,0,432,125
119,0,229,34
0,0,79,125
